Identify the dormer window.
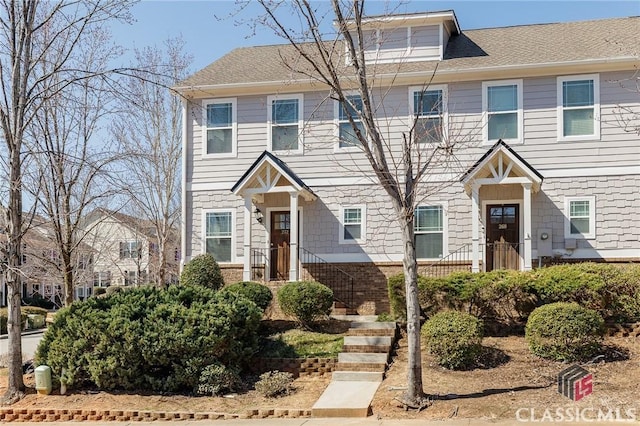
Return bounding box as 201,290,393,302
347,11,460,64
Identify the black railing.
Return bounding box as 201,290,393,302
423,244,473,277
250,246,355,308
299,247,355,308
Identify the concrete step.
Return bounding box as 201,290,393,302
343,335,393,346
335,362,386,372
312,380,381,418
338,352,389,364
331,315,378,323
346,328,396,337
332,371,384,382
349,321,396,329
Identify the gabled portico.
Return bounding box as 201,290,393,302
231,151,316,282
461,140,543,272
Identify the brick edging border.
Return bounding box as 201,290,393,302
0,408,312,422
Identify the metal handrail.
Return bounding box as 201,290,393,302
422,243,473,277
299,247,355,308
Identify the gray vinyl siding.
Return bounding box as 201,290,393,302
186,69,639,187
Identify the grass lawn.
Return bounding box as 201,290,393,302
259,320,347,358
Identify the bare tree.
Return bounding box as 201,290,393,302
251,0,474,407
24,25,123,307
0,0,134,403
111,38,191,287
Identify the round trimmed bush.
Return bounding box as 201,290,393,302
525,302,604,362
277,281,333,327
180,254,224,290
220,281,273,311
421,310,484,370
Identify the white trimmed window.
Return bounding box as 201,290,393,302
564,196,596,239
482,80,523,144
119,241,139,259
339,205,366,244
268,94,303,153
557,74,600,140
336,94,366,150
204,210,235,262
415,205,445,259
410,85,447,143
203,98,237,157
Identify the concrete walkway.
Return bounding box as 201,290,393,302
312,317,397,417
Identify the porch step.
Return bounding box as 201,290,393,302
335,362,387,372
338,352,389,364
332,371,384,382
311,381,380,418
346,328,396,337
332,315,378,323
349,321,396,330
342,336,392,353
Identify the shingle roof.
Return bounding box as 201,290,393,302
178,16,639,89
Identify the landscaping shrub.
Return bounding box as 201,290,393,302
196,362,241,396
0,308,29,334
525,302,604,362
23,293,55,309
421,310,484,370
530,264,606,310
35,285,261,392
93,287,107,296
254,371,294,398
220,281,272,311
180,253,224,290
277,281,333,327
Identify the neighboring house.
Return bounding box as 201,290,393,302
82,209,180,288
0,215,94,308
175,11,640,314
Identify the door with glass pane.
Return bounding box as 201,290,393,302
486,204,520,271
270,212,291,280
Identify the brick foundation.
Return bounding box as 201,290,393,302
0,408,312,422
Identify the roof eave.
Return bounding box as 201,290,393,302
174,56,639,98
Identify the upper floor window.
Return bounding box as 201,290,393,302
564,196,596,239
336,94,365,150
415,205,445,259
410,85,447,143
339,205,366,244
482,80,523,144
203,98,237,157
268,94,303,153
557,74,600,141
204,210,234,262
119,241,140,259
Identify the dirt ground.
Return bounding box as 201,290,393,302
1,332,639,420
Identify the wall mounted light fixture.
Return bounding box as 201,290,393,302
254,207,263,223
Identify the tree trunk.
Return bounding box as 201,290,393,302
63,257,74,306
399,215,425,405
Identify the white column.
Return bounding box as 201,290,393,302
289,192,299,282
243,196,252,281
471,184,481,273
522,182,533,271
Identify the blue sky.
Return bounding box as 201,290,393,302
111,0,640,72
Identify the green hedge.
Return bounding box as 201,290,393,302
35,285,261,392
525,302,604,362
389,263,640,329
422,310,484,370
220,281,273,311
277,281,333,327
180,253,224,290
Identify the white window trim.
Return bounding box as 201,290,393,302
557,74,600,142
408,84,449,143
334,92,365,153
339,204,367,245
564,196,596,239
201,98,237,159
267,94,304,155
202,208,236,263
482,79,523,145
414,202,448,260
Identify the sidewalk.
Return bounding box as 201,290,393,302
7,419,633,426
0,328,46,340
